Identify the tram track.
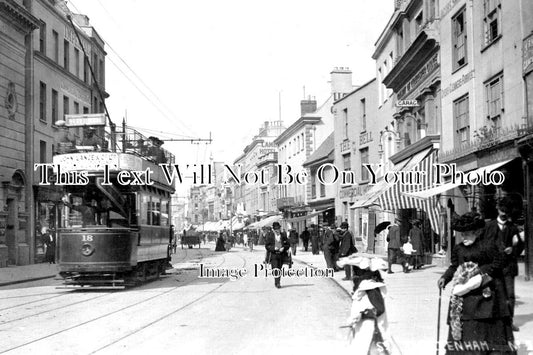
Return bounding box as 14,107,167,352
0,249,230,354
89,252,248,354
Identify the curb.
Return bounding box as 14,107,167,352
0,274,56,287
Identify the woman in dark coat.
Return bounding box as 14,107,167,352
215,232,226,252
408,219,424,269
437,212,515,354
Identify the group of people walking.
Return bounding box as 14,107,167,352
386,218,425,274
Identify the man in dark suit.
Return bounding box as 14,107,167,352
387,218,402,274
483,197,525,331
265,222,290,288
322,222,339,271
338,221,358,280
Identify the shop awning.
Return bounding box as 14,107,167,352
284,207,333,223
378,148,440,234
244,215,283,229
350,147,431,209
402,159,513,199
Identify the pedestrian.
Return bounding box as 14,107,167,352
408,219,424,269
43,228,56,264
289,229,299,255
300,227,310,252
322,222,340,271
437,212,515,354
265,222,290,289
338,221,358,280
482,196,525,332
401,236,415,273
339,256,397,354
386,219,402,274
215,230,226,251
310,225,320,254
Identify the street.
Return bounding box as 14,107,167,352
0,246,350,355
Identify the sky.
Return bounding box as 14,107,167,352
68,0,393,193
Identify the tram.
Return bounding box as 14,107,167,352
53,147,175,289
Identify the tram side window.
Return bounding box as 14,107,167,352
141,194,150,225
161,200,169,226
152,198,161,226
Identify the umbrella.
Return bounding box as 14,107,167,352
374,221,391,234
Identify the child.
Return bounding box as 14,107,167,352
337,256,398,354
401,236,416,273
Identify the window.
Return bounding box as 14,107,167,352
74,48,80,77
83,106,89,114
39,140,46,164
343,153,351,171
320,177,326,197
452,8,467,70
52,89,58,124
311,171,316,199
52,30,59,63
74,101,79,114
39,20,46,54
454,94,470,146
93,54,98,83
378,68,383,105
301,133,304,151
361,98,366,132
84,57,89,83
99,59,104,84
63,96,69,120
360,148,369,181
483,0,501,46
63,40,69,70
39,82,47,122
343,108,349,139
485,74,504,128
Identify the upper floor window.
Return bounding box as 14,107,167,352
483,0,501,46
343,108,348,139
52,89,58,124
39,20,46,54
74,48,80,77
343,153,351,171
454,94,470,146
63,40,69,70
360,98,366,132
360,148,369,181
415,11,424,33
52,30,59,63
452,7,467,70
39,81,47,122
485,73,504,129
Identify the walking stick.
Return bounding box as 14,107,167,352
436,286,442,355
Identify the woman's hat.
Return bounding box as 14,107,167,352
451,212,485,232
337,256,387,271
340,221,349,229
272,222,281,229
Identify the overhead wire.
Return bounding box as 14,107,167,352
67,0,199,138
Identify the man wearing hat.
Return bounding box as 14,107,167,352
386,218,402,274
322,222,340,271
265,222,290,288
338,221,358,280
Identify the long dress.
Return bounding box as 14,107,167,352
215,235,225,251
441,238,515,354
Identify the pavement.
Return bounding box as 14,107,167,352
2,246,532,354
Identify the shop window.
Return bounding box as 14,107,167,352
483,0,501,46
454,94,470,146
452,7,467,71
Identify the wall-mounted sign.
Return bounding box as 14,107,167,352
65,113,106,127
523,33,533,75
396,100,419,107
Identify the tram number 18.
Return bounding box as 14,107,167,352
82,235,94,242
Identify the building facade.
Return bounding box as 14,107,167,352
0,0,39,267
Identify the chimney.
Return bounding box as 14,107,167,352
330,67,353,101
300,97,317,116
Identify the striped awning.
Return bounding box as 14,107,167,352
377,148,441,235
